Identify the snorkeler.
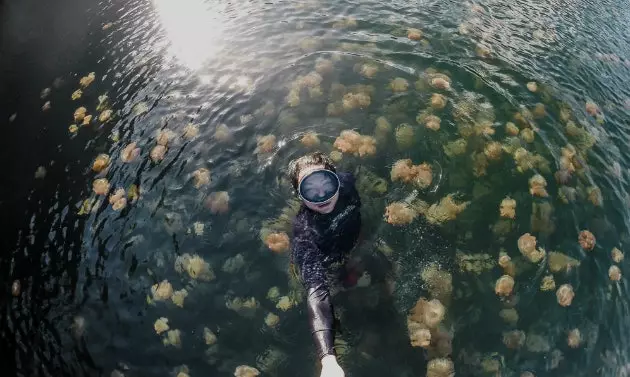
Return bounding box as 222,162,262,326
288,152,361,377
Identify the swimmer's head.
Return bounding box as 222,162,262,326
288,152,339,214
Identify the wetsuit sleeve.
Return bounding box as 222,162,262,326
339,172,361,207
292,218,335,359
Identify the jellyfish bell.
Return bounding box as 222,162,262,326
528,174,548,197
265,313,280,328
205,191,230,214
407,28,423,40
214,124,232,142
121,142,140,162
71,89,83,100
395,123,415,149
82,114,93,126
234,365,260,377
384,202,417,225
182,123,199,140
79,72,96,88
540,275,556,291
390,77,409,92
154,317,170,334
407,319,431,348
150,145,167,162
578,230,596,251
526,82,538,92
484,141,503,161
499,308,518,325
554,169,572,185
609,265,622,281
93,178,110,195
315,58,334,75
426,358,455,377
585,101,600,116
359,63,379,79
99,109,113,123
520,128,535,143
505,122,519,136
425,115,442,131
499,197,516,219
567,329,581,348
503,330,526,349
151,280,174,301
192,168,211,188
612,247,624,263
256,135,277,154
276,296,293,311
495,275,515,296
265,232,290,253
430,94,448,110
92,154,111,173
556,284,575,306
11,280,20,297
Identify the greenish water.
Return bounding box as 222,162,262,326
2,0,630,376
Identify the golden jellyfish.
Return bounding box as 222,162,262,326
526,82,538,92
548,252,580,273
175,253,215,281
499,197,516,219
375,116,391,134
192,168,211,188
154,317,170,334
391,159,417,183
395,124,415,149
424,115,442,131
472,152,488,177
506,122,519,136
540,275,556,291
79,72,96,88
517,233,545,263
205,191,230,214
151,280,174,301
98,109,113,123
171,289,188,307
204,327,218,345
409,298,446,328
520,128,535,143
484,141,503,161
421,265,453,303
109,188,127,211
609,265,622,281
276,296,293,311
342,92,371,110
315,58,334,75
214,124,232,142
431,94,447,110
82,114,93,126
93,178,110,195
567,329,581,348
121,142,140,163
390,77,409,92
425,194,469,225
265,312,280,328
384,202,417,225
156,129,173,146
329,150,342,163
300,132,320,147
69,124,79,133
256,135,276,154
475,43,491,58
556,284,575,307
533,103,546,119
234,365,260,377
587,186,603,206
265,232,290,253
503,330,526,349
495,275,515,297
414,163,433,189
182,123,199,140
92,154,111,172
528,174,548,197
150,145,167,162
585,101,600,116
11,280,20,297
333,130,376,157
499,308,518,325
359,63,379,79
286,89,300,107
578,230,596,251
163,329,182,348
407,319,431,348
612,247,624,263
426,358,454,377
407,28,423,40
41,101,51,111
430,77,451,90
443,138,467,157
71,89,83,100
267,287,281,302
498,252,516,276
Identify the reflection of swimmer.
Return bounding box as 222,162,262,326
287,152,361,377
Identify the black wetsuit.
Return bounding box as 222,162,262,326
291,172,361,359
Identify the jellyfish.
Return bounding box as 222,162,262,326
384,202,417,225
495,275,515,297
121,142,140,163
267,287,281,302
205,191,230,214
609,265,622,281
93,178,110,195
558,186,577,204
407,28,423,40
526,82,538,92
70,89,83,101
109,188,127,211
528,174,548,197
548,252,580,273
612,247,624,263
472,152,488,177
234,365,260,377
517,233,545,263
567,329,581,348
429,74,451,90
301,132,320,147
150,145,167,162
498,252,515,276
330,150,342,162
151,280,174,301
525,333,550,353
421,265,453,303
265,232,290,253
374,116,392,136
425,194,469,225
540,275,556,291
192,168,211,188
520,128,535,143
203,327,217,346
265,312,280,328
554,169,572,185
179,123,199,140
255,135,276,154
213,124,232,143
484,141,503,161
71,316,86,339
556,284,575,306
222,253,245,274
503,330,526,349
98,109,113,123
333,130,376,157
431,94,448,110
414,163,433,189
359,63,379,79
171,289,188,308
390,77,409,92
499,308,518,325
424,115,442,131
578,230,596,251
79,72,96,88
276,296,293,311
163,329,182,348
505,122,519,136
82,114,93,125
585,101,600,116
407,319,431,348
11,280,20,297
69,124,79,133
410,298,446,328
315,58,334,75
499,197,516,219
443,138,467,157
395,124,415,149
154,317,170,335
92,154,111,173
426,358,455,377
587,186,603,206
475,43,491,58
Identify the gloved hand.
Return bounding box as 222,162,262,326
320,355,345,377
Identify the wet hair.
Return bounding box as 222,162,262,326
288,152,336,190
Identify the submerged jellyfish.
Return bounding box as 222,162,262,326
548,252,580,273
609,265,622,281
384,202,417,225
556,284,575,306
73,107,87,122
540,275,556,291
495,275,515,297
424,115,442,131
587,186,603,206
443,138,467,157
429,74,451,90
426,358,455,377
267,287,281,302
567,329,581,348
205,191,230,214
425,194,469,225
421,265,453,302
612,247,624,263
471,152,488,177
409,298,446,328
499,308,518,325
92,154,111,173
578,230,596,251
171,289,188,307
505,122,519,136
585,101,600,116
265,232,290,253
407,319,431,348
529,174,548,197
11,280,20,297
390,77,409,92
431,94,448,110
109,188,127,211
301,132,320,148
150,145,167,162
99,109,113,123
121,142,140,163
154,317,169,334
256,135,277,154
214,124,232,142
359,63,379,79
234,365,260,377
315,58,334,75
407,28,423,40
395,124,415,149
484,141,503,161
163,329,182,348
342,92,371,110
79,72,96,88
82,114,93,126
265,312,280,328
192,168,211,188
182,123,199,140
71,89,83,100
503,330,526,349
520,128,535,143
333,130,376,157
151,280,174,301
499,197,516,219
93,178,110,195
517,233,545,263
204,327,217,345
276,296,293,311
526,82,538,92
